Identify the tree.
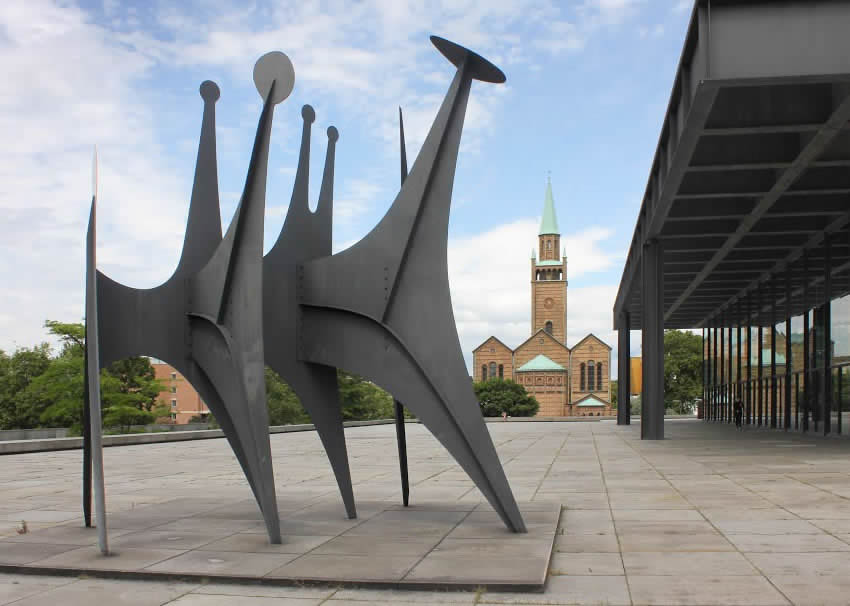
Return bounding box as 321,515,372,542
663,329,703,414
610,379,618,408
474,379,539,417
265,367,309,425
337,370,394,420
0,344,52,428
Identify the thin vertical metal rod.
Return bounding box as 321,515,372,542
82,334,92,528
394,399,409,506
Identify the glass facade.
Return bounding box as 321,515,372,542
703,290,849,435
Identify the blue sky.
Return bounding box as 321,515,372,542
0,0,696,375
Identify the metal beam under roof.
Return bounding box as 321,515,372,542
614,0,850,330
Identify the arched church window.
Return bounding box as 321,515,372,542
545,321,553,335
580,363,586,391
546,240,551,250
481,365,487,380
498,364,504,378
597,362,603,392
489,362,497,380
588,360,595,391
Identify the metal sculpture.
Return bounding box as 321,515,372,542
83,36,525,555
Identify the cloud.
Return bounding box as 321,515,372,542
0,1,192,351
673,1,692,14
447,218,620,371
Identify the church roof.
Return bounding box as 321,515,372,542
575,394,608,407
517,354,565,372
539,176,559,235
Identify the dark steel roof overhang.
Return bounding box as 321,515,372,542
613,0,850,330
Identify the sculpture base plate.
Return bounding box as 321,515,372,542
0,501,559,592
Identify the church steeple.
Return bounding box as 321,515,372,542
530,176,567,343
538,177,561,261
539,175,559,236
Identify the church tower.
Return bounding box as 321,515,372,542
530,177,568,343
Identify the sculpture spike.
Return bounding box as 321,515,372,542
177,81,222,277
399,107,408,183
84,178,108,554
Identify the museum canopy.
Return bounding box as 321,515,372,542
614,0,850,439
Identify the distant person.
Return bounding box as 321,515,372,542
734,398,744,430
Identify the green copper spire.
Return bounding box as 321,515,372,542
539,176,559,235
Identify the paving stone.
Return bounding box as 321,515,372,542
191,583,334,599
548,552,623,575
268,553,421,582
146,550,297,577
6,578,198,606
767,574,850,606
33,546,184,571
727,532,850,552
622,551,759,576
198,532,333,554
627,575,790,605
478,575,630,605
169,596,322,605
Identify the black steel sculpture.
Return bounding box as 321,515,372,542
84,36,525,555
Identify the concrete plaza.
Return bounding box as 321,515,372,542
2,419,850,604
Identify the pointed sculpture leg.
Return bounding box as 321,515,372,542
299,37,525,532
84,192,108,554
87,53,294,544
395,106,411,508
265,106,356,519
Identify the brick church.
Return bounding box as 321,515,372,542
472,178,613,417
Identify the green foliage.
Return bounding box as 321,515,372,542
663,329,703,414
265,367,309,425
473,378,539,417
0,344,52,428
0,321,164,431
610,379,618,408
337,370,393,420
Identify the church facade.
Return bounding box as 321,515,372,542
472,179,613,417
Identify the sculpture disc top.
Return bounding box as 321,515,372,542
430,36,506,84
253,51,295,104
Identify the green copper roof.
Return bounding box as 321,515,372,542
575,395,607,407
539,177,559,235
517,354,565,372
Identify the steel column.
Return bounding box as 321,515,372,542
823,234,832,435
728,323,733,423
784,269,792,430
770,285,777,429
746,297,752,426
641,238,664,440
757,284,764,427
803,250,810,432
720,314,725,422
618,312,631,425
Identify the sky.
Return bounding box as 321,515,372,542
0,0,698,377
